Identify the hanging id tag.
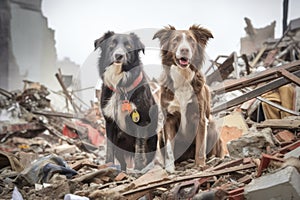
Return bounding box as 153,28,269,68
131,109,140,123
121,100,132,112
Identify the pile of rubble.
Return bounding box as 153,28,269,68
1,18,300,200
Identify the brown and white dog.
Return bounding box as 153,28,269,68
153,25,223,172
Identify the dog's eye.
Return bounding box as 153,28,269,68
171,40,178,47
125,44,132,49
171,37,180,47
109,42,116,48
174,37,180,42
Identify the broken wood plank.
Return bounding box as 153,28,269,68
122,163,256,198
211,60,300,95
55,70,80,113
275,140,300,154
256,117,300,129
70,159,98,171
277,68,300,86
206,158,244,172
72,168,116,183
250,44,267,67
212,69,300,114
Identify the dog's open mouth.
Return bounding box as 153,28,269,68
177,57,190,68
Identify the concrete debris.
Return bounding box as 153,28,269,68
240,18,276,55
227,127,276,158
244,166,300,200
284,146,300,160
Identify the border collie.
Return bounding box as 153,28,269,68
153,25,223,172
94,31,158,171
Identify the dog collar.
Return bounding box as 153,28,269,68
108,71,143,93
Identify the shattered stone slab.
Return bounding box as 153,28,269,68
284,146,300,159
227,128,276,158
244,166,300,200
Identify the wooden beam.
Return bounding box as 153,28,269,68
55,70,80,113
250,45,267,67
122,163,256,198
256,117,300,129
212,69,300,114
211,60,300,95
278,68,300,86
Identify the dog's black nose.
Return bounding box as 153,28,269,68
115,54,124,60
180,48,189,54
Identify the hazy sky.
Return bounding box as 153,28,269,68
42,0,300,66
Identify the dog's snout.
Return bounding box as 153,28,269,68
115,53,124,60
180,47,189,55
113,47,126,62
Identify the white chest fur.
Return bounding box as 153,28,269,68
102,93,137,131
102,63,139,131
103,63,124,89
168,65,195,130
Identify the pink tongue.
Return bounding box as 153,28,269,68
179,59,188,65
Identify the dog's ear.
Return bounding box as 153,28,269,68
94,31,115,50
130,32,145,54
153,25,175,48
189,25,213,46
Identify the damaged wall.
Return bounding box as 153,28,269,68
240,18,276,55
0,0,10,90
10,0,58,90
0,0,22,90
0,0,59,90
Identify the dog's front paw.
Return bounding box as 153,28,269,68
195,157,206,167
165,163,175,174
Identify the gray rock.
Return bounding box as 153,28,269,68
244,166,300,200
227,128,275,158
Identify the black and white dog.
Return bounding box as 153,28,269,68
94,31,158,171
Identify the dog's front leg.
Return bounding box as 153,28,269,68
165,138,175,173
195,117,208,167
154,130,165,167
134,137,147,170
164,117,177,173
105,120,115,164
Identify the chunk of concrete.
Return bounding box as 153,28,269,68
244,166,300,200
227,127,275,158
284,146,300,159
